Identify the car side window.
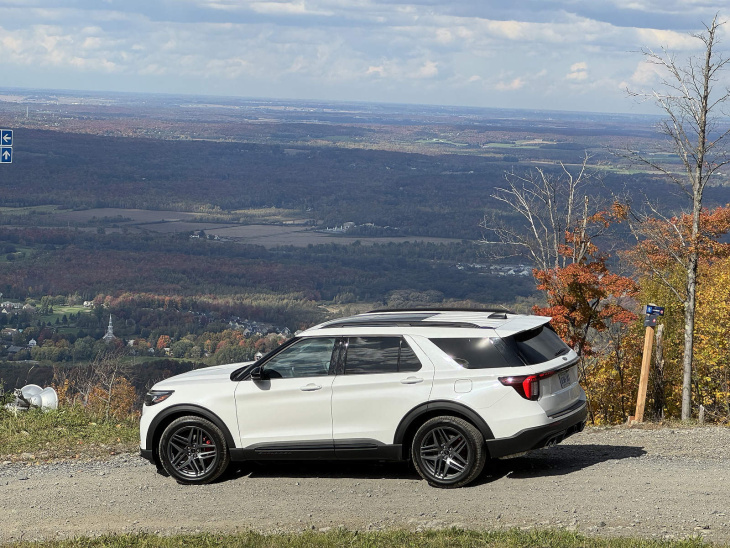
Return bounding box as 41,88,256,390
398,339,422,372
344,336,422,375
262,337,337,379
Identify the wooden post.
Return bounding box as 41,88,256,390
634,323,655,423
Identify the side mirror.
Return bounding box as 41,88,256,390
250,366,267,381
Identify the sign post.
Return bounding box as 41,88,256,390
632,304,665,423
1,129,13,164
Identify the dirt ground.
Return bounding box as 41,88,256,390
1,426,729,543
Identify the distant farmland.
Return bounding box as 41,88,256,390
7,207,465,248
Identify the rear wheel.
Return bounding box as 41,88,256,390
411,416,486,488
158,416,230,485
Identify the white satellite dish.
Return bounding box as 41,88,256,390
5,384,58,412
29,387,58,411
20,384,42,402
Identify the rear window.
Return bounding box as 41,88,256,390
430,325,570,369
506,325,570,364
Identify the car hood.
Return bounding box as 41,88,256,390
154,361,253,388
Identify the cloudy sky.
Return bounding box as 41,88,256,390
1,1,728,113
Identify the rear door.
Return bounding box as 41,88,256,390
331,335,434,448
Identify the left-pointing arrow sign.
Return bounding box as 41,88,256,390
0,130,12,146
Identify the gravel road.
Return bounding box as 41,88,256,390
2,426,730,543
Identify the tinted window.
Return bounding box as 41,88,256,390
345,337,399,375
503,325,570,365
262,337,336,378
430,337,523,369
344,337,422,374
398,340,422,372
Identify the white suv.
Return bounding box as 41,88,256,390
140,309,587,488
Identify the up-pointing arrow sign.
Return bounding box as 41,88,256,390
1,147,11,163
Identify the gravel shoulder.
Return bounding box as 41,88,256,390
1,426,729,543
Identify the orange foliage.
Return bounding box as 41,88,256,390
627,205,730,274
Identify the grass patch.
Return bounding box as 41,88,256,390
0,529,715,548
0,405,139,462
37,305,91,325
0,244,35,263
0,205,59,216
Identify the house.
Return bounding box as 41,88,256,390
28,338,37,347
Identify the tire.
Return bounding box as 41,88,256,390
158,415,230,485
411,416,486,488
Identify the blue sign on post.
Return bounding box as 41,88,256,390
1,130,12,147
645,304,665,316
1,129,12,164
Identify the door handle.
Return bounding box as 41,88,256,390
400,376,424,384
300,383,322,391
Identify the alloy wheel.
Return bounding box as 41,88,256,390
166,425,219,479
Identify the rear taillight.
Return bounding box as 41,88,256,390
499,370,557,400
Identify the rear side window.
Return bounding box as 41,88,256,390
430,325,570,369
429,337,523,369
344,337,422,374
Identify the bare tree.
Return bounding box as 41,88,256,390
481,153,607,270
626,16,730,420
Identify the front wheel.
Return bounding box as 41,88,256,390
411,416,486,488
158,416,230,485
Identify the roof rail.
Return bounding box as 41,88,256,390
319,320,489,329
366,307,515,314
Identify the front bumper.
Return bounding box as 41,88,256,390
485,400,587,458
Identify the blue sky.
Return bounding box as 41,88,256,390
0,0,727,113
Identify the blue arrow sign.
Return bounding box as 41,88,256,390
0,147,11,164
0,130,11,146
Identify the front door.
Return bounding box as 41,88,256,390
234,337,338,455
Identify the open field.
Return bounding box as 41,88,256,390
1,207,467,247
51,208,201,224
203,224,464,247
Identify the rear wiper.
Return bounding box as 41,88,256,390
554,348,570,357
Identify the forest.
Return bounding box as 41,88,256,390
2,89,730,425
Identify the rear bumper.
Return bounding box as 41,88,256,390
485,400,587,459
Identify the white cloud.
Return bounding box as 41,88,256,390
435,28,453,44
494,77,524,91
635,28,701,50
414,60,438,78
567,62,588,81
366,65,385,76
1,0,726,112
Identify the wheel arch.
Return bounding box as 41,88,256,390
146,404,236,465
394,400,495,459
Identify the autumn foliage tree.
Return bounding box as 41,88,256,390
626,17,730,419
484,162,639,422
532,205,638,422
628,205,730,420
